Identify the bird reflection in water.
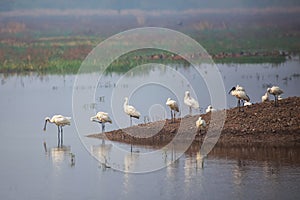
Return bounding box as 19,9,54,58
43,141,75,167
91,140,113,170
196,152,205,170
124,152,139,173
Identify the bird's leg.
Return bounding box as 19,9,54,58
130,137,133,153
61,127,63,146
170,110,173,123
101,123,105,133
173,111,176,123
237,99,240,112
241,100,244,112
57,126,60,146
130,116,132,127
275,95,278,107
189,106,192,116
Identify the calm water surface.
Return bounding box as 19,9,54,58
0,61,300,199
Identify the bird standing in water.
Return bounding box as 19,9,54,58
43,115,71,146
91,112,112,133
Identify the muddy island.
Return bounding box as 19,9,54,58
88,96,300,147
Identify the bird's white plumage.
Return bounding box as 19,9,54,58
267,86,283,96
45,115,71,127
184,91,199,109
262,92,269,102
91,112,112,124
230,87,250,102
236,85,245,91
43,115,71,145
196,117,206,131
244,101,252,106
166,98,179,112
205,105,216,113
229,85,250,111
124,97,140,119
267,86,284,106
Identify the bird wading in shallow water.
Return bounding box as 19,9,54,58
184,91,199,115
166,98,179,123
124,97,141,126
43,115,71,146
267,86,283,107
90,112,112,133
229,86,250,112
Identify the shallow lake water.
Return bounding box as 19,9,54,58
0,60,300,199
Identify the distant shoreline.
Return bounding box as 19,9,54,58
1,8,299,73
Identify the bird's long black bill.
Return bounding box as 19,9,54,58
43,120,47,131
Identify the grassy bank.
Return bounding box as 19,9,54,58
0,12,299,73
0,36,291,74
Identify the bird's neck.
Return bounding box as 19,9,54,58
124,100,128,108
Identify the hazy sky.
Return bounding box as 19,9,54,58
1,0,300,11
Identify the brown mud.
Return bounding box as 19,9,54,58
88,96,300,147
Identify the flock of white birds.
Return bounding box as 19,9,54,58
43,85,284,143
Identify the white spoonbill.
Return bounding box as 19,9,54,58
229,86,250,112
236,85,245,91
124,97,141,126
205,105,216,113
267,86,284,107
262,92,269,102
91,112,112,133
184,91,199,115
196,116,206,134
43,115,71,145
166,98,179,123
244,101,252,106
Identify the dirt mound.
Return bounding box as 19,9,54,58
88,96,300,147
